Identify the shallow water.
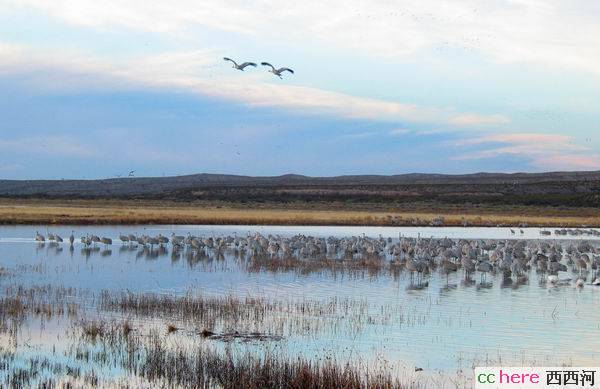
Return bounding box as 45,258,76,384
1,225,600,386
2,224,598,241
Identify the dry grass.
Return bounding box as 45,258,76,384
122,320,133,337
166,324,178,334
0,297,26,319
0,285,82,325
137,344,405,389
81,320,105,340
99,291,370,330
0,198,599,227
97,290,403,339
71,323,409,389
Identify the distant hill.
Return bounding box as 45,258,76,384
1,171,599,207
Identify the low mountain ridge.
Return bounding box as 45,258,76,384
1,171,599,207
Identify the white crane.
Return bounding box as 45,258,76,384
223,57,257,71
261,62,294,79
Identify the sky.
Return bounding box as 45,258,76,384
0,0,598,179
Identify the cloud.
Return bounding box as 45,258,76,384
452,132,600,170
0,134,201,170
448,113,510,126
0,137,96,158
388,128,413,136
454,133,578,148
339,131,380,140
0,42,507,127
236,83,444,123
532,154,600,171
6,0,600,75
388,128,451,136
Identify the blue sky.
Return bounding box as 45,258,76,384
0,1,598,179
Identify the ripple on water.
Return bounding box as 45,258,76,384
0,225,599,374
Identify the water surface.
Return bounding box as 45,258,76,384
1,225,599,386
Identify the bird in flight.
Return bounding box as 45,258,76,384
128,170,135,177
223,57,257,71
261,62,294,79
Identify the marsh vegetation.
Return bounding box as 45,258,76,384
1,225,599,388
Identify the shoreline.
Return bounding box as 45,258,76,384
1,199,599,227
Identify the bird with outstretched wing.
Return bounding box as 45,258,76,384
261,62,294,78
224,57,257,70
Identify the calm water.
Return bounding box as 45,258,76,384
1,225,600,385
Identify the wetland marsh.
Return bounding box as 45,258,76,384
1,225,599,388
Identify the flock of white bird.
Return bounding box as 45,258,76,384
34,229,600,287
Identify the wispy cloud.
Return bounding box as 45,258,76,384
0,42,508,127
7,1,600,75
0,137,96,158
339,131,380,140
533,154,600,171
389,128,419,136
0,134,202,171
452,132,599,170
0,2,597,176
388,128,449,136
453,133,579,148
448,113,510,126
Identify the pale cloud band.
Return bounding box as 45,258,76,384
0,1,597,175
6,0,600,76
452,133,600,170
0,42,508,127
0,137,95,158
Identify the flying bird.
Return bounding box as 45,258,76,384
223,57,257,71
128,170,135,177
261,62,294,79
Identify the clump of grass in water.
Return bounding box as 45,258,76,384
0,352,84,388
81,320,105,341
1,285,86,318
100,290,369,317
0,297,27,337
138,348,403,388
122,320,133,337
72,323,409,388
97,290,424,340
99,290,372,329
0,297,26,319
166,323,178,334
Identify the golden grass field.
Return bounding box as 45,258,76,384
0,198,599,227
